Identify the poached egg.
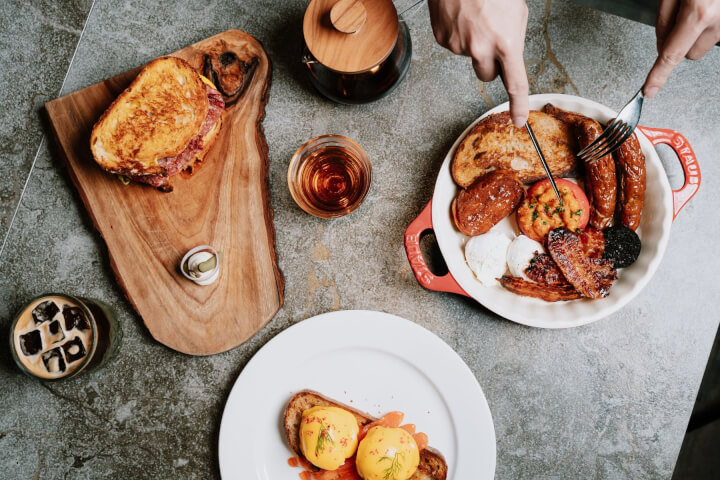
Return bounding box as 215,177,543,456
464,231,512,285
506,235,544,279
356,426,420,480
299,406,359,470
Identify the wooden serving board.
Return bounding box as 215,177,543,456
45,30,284,355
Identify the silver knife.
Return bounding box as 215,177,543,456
525,121,562,204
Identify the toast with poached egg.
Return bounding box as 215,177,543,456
284,390,448,480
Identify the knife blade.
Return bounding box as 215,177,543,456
525,121,562,204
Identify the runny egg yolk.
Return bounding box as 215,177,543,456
299,406,359,470
355,426,420,480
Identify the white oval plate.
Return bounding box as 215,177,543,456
218,310,496,479
433,94,673,328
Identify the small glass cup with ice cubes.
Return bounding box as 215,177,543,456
9,294,122,381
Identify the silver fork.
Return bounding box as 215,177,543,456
578,89,645,163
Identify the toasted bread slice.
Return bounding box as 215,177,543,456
452,110,579,187
284,390,448,480
90,56,210,177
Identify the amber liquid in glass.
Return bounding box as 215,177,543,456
299,146,368,213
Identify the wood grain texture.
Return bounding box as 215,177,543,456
45,30,284,355
330,0,367,33
303,0,398,73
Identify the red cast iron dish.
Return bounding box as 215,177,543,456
404,94,700,328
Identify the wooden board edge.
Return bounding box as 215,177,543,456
44,102,147,329
252,36,286,313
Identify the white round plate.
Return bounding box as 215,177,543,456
433,94,674,328
218,310,496,479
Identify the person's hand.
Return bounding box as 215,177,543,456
644,0,720,97
428,0,530,126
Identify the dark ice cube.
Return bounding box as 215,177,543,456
41,347,66,374
47,320,65,344
62,336,87,363
19,329,43,356
32,300,59,325
63,305,89,331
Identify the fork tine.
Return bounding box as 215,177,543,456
584,123,634,163
581,124,629,163
583,122,629,159
600,125,636,158
580,88,645,164
580,121,629,161
577,118,622,157
586,124,633,162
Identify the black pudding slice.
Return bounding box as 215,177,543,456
603,225,642,268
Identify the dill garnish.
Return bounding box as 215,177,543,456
378,452,405,480
315,419,335,457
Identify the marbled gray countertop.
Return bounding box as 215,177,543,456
1,0,718,478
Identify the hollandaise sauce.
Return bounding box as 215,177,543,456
356,426,420,480
289,410,429,480
299,406,359,471
359,411,428,451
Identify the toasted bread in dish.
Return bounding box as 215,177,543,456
452,111,579,187
90,56,210,177
284,390,448,480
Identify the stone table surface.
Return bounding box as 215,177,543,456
1,0,718,478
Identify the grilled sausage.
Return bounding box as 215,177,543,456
610,120,646,231
542,104,617,229
452,170,525,236
578,120,617,229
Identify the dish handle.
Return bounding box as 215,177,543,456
404,200,469,296
638,126,701,220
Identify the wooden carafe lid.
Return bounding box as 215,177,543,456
304,0,399,74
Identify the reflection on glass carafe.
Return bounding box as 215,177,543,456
302,0,412,104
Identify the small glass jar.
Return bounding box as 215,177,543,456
288,135,372,219
302,20,412,104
